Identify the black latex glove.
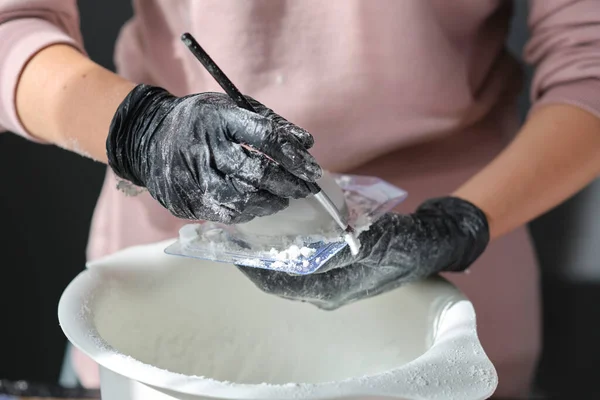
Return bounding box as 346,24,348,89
238,197,489,310
107,84,321,223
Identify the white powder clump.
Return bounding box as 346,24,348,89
269,245,315,261
236,258,263,267
270,260,286,270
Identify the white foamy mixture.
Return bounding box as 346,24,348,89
93,261,431,385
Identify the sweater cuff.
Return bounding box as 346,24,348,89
0,18,83,141
529,79,600,121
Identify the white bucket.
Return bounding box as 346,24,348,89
58,240,497,400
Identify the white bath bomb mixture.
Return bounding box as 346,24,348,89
93,261,432,385
236,170,348,238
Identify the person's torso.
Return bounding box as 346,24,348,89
114,0,522,172
90,0,529,255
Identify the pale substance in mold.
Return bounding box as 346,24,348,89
175,173,376,272
236,171,348,238
269,245,315,261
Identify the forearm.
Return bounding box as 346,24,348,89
15,44,136,162
453,104,600,240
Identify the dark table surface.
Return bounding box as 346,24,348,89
0,379,579,399
0,380,99,399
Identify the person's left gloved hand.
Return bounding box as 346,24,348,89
237,196,489,310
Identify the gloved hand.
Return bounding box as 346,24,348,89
238,197,489,310
106,84,321,223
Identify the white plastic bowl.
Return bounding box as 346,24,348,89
58,240,497,400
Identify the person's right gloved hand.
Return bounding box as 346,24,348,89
237,197,490,310
106,84,321,223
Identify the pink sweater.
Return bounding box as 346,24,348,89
2,1,600,158
1,0,599,396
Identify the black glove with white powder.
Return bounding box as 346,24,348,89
238,197,490,310
107,84,321,223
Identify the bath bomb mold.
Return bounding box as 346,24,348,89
236,171,349,238
165,173,408,274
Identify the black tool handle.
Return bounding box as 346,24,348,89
181,32,256,112
180,32,320,195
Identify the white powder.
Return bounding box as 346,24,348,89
178,224,330,271
270,260,286,270
235,258,263,267
269,245,315,261
92,261,432,386
343,232,360,255
353,211,373,235
115,180,147,196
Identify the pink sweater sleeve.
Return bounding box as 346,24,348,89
0,0,84,140
525,0,600,119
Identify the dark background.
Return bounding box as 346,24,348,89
1,1,599,397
